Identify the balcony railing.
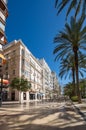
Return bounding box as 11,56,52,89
1,0,8,18
2,0,7,4
0,11,6,22
0,22,5,32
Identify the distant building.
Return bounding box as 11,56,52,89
39,59,60,99
51,71,61,98
39,58,52,99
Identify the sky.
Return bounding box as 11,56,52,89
6,0,71,86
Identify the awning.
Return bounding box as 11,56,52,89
1,35,7,44
0,79,9,85
37,92,45,96
0,54,6,64
0,54,6,60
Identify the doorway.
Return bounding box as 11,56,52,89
11,91,15,101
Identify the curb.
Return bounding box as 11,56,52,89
65,99,86,122
71,101,86,121
73,104,86,121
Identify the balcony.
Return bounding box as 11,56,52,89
0,11,6,22
0,28,4,37
0,39,4,45
0,21,5,32
1,0,7,5
3,0,7,4
0,8,8,19
0,34,7,45
0,0,8,18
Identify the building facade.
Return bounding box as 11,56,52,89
39,59,53,99
0,0,8,105
3,40,43,102
0,0,8,46
51,71,60,98
3,39,60,102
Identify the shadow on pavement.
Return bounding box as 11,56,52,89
0,104,86,130
0,122,86,130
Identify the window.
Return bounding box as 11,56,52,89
22,49,25,56
23,93,26,100
5,63,8,70
13,70,15,75
22,59,25,65
13,50,16,55
5,72,8,79
0,57,2,64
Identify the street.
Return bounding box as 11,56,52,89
0,100,86,130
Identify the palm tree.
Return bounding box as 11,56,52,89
80,79,86,98
64,82,74,98
55,0,86,19
59,53,86,96
59,56,75,80
53,15,86,103
59,56,76,95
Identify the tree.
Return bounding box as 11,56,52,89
79,79,86,98
59,53,86,96
53,15,86,103
10,77,31,92
64,83,73,98
59,56,76,95
55,0,86,19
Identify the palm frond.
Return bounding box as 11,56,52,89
55,0,59,8
66,0,76,19
75,0,82,18
57,0,70,15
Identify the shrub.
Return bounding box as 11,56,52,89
71,96,78,102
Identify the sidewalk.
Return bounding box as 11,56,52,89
2,101,20,105
1,99,86,122
2,100,41,105
0,101,86,130
72,101,86,121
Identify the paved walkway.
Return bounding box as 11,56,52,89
0,101,86,130
73,101,86,121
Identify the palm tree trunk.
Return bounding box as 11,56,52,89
72,67,76,96
74,51,81,103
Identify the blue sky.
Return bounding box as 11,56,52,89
6,0,71,86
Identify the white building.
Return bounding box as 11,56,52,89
39,58,53,99
3,39,60,102
3,40,43,102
